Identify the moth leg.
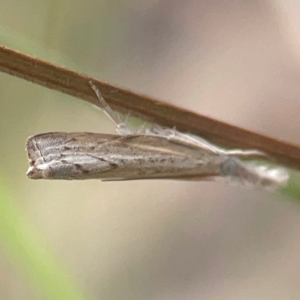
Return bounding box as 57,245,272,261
136,123,149,134
90,81,265,159
181,133,266,159
142,125,223,153
158,128,266,159
89,80,133,136
133,119,266,159
222,149,267,159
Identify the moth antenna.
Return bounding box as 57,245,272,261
89,80,132,135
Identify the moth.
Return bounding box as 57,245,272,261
26,81,289,190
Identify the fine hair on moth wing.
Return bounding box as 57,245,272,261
25,80,289,190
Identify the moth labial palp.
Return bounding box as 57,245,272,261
25,80,289,190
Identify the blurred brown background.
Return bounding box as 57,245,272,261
1,0,300,299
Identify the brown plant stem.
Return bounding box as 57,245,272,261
0,45,299,170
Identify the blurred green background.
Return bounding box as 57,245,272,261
1,0,300,299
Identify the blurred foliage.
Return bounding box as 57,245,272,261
281,171,300,201
0,181,89,300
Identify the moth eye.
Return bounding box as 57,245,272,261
221,157,240,176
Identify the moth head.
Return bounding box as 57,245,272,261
26,163,52,179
